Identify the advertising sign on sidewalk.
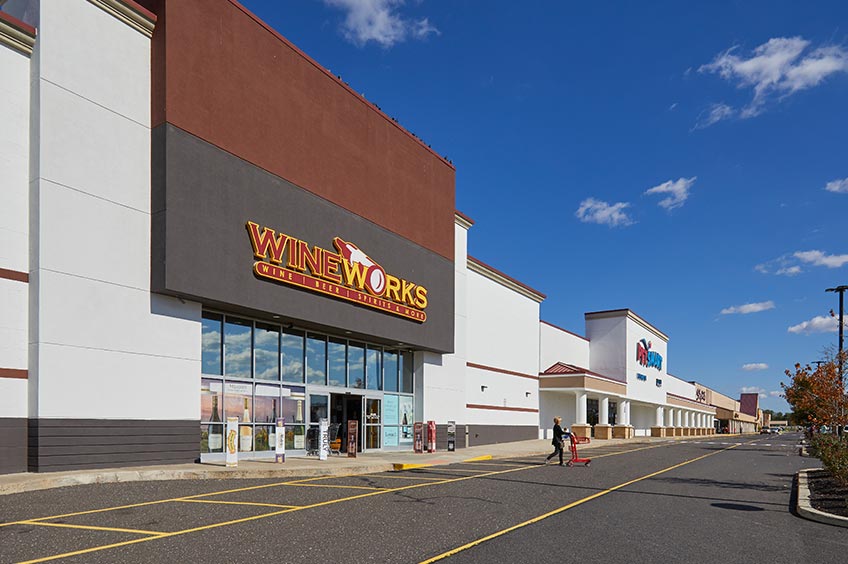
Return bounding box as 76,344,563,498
225,417,238,467
319,418,329,461
447,420,456,452
347,420,358,458
427,420,436,453
275,417,286,463
413,422,424,453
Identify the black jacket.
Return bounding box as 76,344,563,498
552,424,564,446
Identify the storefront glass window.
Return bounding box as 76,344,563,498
399,396,413,445
306,333,327,385
382,394,399,447
224,318,252,379
365,398,381,449
201,313,223,375
366,346,382,390
282,329,305,383
349,342,365,389
200,379,224,453
328,338,346,387
310,394,328,423
383,350,398,392
281,390,306,450
254,323,280,381
401,351,413,394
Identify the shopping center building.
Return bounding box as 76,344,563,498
0,0,761,474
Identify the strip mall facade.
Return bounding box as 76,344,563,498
0,0,761,474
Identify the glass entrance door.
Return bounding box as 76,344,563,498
363,397,381,450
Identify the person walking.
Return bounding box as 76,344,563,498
545,416,566,465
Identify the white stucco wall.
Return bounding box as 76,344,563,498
29,0,200,420
539,321,590,371
420,221,469,423
586,315,626,379
0,18,31,417
625,317,668,405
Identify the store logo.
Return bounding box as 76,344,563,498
695,388,707,403
246,221,427,322
636,339,663,370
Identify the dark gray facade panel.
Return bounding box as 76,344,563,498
467,424,537,447
0,418,27,474
27,419,199,472
434,424,467,450
151,124,455,353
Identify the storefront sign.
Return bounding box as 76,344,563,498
347,420,358,458
225,417,238,467
636,339,663,370
275,417,286,463
247,222,428,322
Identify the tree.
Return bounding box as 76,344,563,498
781,350,847,430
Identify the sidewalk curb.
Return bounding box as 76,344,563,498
796,468,848,528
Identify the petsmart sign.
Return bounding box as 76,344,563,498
636,338,663,371
247,221,428,322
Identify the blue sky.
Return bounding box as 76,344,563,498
240,0,848,412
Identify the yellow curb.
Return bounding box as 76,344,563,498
392,463,434,471
462,455,493,462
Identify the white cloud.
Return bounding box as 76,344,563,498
698,37,848,122
741,386,768,399
324,0,439,47
742,363,769,371
794,250,848,268
694,103,735,129
769,391,782,397
825,178,848,193
575,198,634,227
720,301,775,315
644,177,697,210
775,265,802,276
788,315,839,334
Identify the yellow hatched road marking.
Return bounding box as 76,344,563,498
17,521,164,536
418,444,740,563
280,483,387,491
173,499,300,509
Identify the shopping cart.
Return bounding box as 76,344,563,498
566,434,591,467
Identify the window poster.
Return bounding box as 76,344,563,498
399,396,414,444
383,394,399,426
383,425,399,447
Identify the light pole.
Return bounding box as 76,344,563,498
826,285,847,437
826,285,847,383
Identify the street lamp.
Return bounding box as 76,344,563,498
826,285,847,382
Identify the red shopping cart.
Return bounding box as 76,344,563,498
566,434,591,467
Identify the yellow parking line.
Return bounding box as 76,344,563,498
463,455,493,462
282,483,386,491
18,521,164,536
174,499,300,509
365,474,447,481
13,439,711,564
393,463,433,471
418,443,741,563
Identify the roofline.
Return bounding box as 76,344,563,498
468,256,546,303
540,362,625,384
584,308,670,341
540,320,590,342
91,0,157,37
225,0,455,171
0,9,36,54
454,211,474,229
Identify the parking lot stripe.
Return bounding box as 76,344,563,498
11,440,710,563
18,521,164,536
360,474,445,481
281,483,387,490
418,443,741,563
173,499,300,509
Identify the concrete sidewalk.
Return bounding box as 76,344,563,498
0,436,667,496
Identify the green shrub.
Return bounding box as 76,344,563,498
812,433,848,486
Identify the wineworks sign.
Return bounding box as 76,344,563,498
246,221,428,322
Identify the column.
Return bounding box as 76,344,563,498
572,392,590,439
613,400,630,439
683,411,690,435
596,397,612,439
652,405,665,437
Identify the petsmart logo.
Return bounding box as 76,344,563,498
636,338,663,371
